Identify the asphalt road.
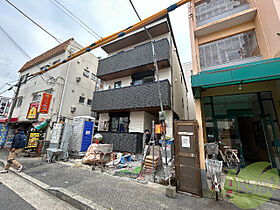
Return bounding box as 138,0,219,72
0,182,35,210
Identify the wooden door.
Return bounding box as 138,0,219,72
174,120,202,196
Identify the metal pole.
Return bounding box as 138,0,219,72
162,121,167,166
57,60,71,123
152,120,155,183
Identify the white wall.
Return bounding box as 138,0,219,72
98,113,109,131
183,62,196,120
129,111,145,132
165,110,173,138
11,40,98,140
143,112,158,132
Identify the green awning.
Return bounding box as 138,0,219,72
191,57,280,90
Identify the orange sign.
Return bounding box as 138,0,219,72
27,102,39,119
39,93,52,113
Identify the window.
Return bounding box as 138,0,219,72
87,99,92,106
91,73,96,81
17,97,23,107
32,93,41,102
53,59,61,65
131,70,154,85
83,69,89,77
79,96,85,104
45,89,53,94
40,64,50,70
109,112,129,132
195,0,250,27
114,81,122,89
199,30,261,70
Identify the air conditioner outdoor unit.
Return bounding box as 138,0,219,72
70,107,76,112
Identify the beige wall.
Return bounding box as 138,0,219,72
189,0,280,74
253,0,280,58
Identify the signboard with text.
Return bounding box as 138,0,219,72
27,133,39,148
26,102,39,119
0,124,9,146
39,93,52,113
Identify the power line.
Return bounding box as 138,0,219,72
0,26,31,59
4,0,61,44
49,0,102,40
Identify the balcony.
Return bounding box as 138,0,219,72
97,38,170,80
195,0,251,27
92,80,171,112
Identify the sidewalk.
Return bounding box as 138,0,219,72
0,150,277,210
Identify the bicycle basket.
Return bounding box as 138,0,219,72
205,158,223,175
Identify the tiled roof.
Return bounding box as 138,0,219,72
19,38,74,72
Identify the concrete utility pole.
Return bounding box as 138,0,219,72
7,77,22,124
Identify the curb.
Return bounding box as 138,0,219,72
0,159,108,210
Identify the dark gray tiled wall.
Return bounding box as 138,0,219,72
92,80,171,112
97,38,170,77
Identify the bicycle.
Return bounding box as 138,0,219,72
204,142,223,201
218,141,240,175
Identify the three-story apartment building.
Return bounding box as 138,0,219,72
92,15,187,154
10,38,98,142
189,0,280,184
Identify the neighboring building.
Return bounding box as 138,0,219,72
189,0,280,186
0,97,11,118
92,15,187,153
182,62,196,120
10,38,99,141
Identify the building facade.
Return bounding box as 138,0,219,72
189,0,280,185
10,38,99,141
92,16,187,153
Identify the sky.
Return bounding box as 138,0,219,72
0,0,191,98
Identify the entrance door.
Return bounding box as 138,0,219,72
174,121,202,196
261,115,280,171
80,121,94,152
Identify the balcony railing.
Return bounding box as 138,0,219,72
195,0,250,27
92,80,171,112
96,38,170,79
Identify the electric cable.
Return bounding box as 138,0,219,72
0,26,31,59
49,0,102,40
4,0,61,44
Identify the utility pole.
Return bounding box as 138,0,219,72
7,77,22,124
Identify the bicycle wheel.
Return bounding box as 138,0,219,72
215,191,218,201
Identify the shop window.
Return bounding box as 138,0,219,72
87,99,92,106
109,112,129,132
83,69,90,77
114,81,122,89
199,30,261,70
195,0,250,27
131,70,154,85
79,96,85,104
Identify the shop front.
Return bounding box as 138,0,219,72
192,58,280,195
202,90,280,170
